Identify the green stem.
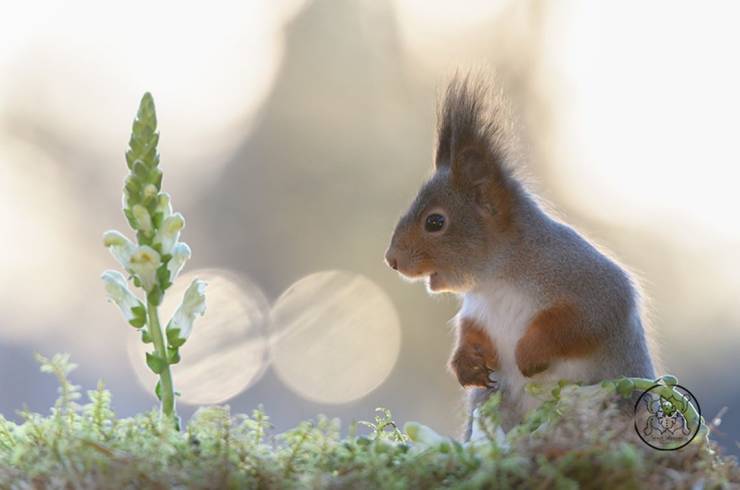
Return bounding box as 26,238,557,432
147,302,176,421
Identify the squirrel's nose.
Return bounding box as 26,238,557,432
385,249,399,270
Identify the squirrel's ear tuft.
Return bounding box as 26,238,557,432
434,73,510,191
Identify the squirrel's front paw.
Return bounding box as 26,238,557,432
449,346,498,388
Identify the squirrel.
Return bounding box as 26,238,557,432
384,75,657,438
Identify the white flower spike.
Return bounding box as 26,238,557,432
128,245,162,292
166,279,206,343
101,270,146,327
103,230,137,270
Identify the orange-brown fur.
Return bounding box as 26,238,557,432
514,303,598,377
448,318,499,387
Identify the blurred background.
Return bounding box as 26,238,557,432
1,0,738,455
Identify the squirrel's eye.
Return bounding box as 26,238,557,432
424,213,446,233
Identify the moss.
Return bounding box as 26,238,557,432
0,356,737,489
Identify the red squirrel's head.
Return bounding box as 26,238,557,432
385,75,521,294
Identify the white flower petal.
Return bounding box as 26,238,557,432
103,230,137,270
167,242,191,284
155,212,185,255
101,270,146,327
166,279,206,342
128,245,162,291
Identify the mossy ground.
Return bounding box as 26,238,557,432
0,355,737,489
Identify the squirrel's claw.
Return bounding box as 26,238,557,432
449,343,500,388
485,370,500,390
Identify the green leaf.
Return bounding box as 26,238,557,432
154,380,162,400
147,285,163,306
152,168,163,188
131,305,146,318
129,305,147,328
128,317,146,328
152,211,164,229
123,208,138,229
167,348,180,365
167,327,186,349
146,353,166,374
156,263,171,291
141,328,153,344
136,230,152,245
124,179,141,202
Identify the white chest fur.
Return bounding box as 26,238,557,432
459,284,540,416
459,284,596,424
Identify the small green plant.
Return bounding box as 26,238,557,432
357,407,409,444
101,93,206,428
1,362,737,488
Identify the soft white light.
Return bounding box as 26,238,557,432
270,270,401,405
0,139,86,342
548,1,740,241
0,0,295,197
393,0,509,69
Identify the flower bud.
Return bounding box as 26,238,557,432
132,204,153,232
155,192,173,218
142,184,158,201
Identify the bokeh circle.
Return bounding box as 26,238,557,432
269,270,401,404
127,268,270,405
